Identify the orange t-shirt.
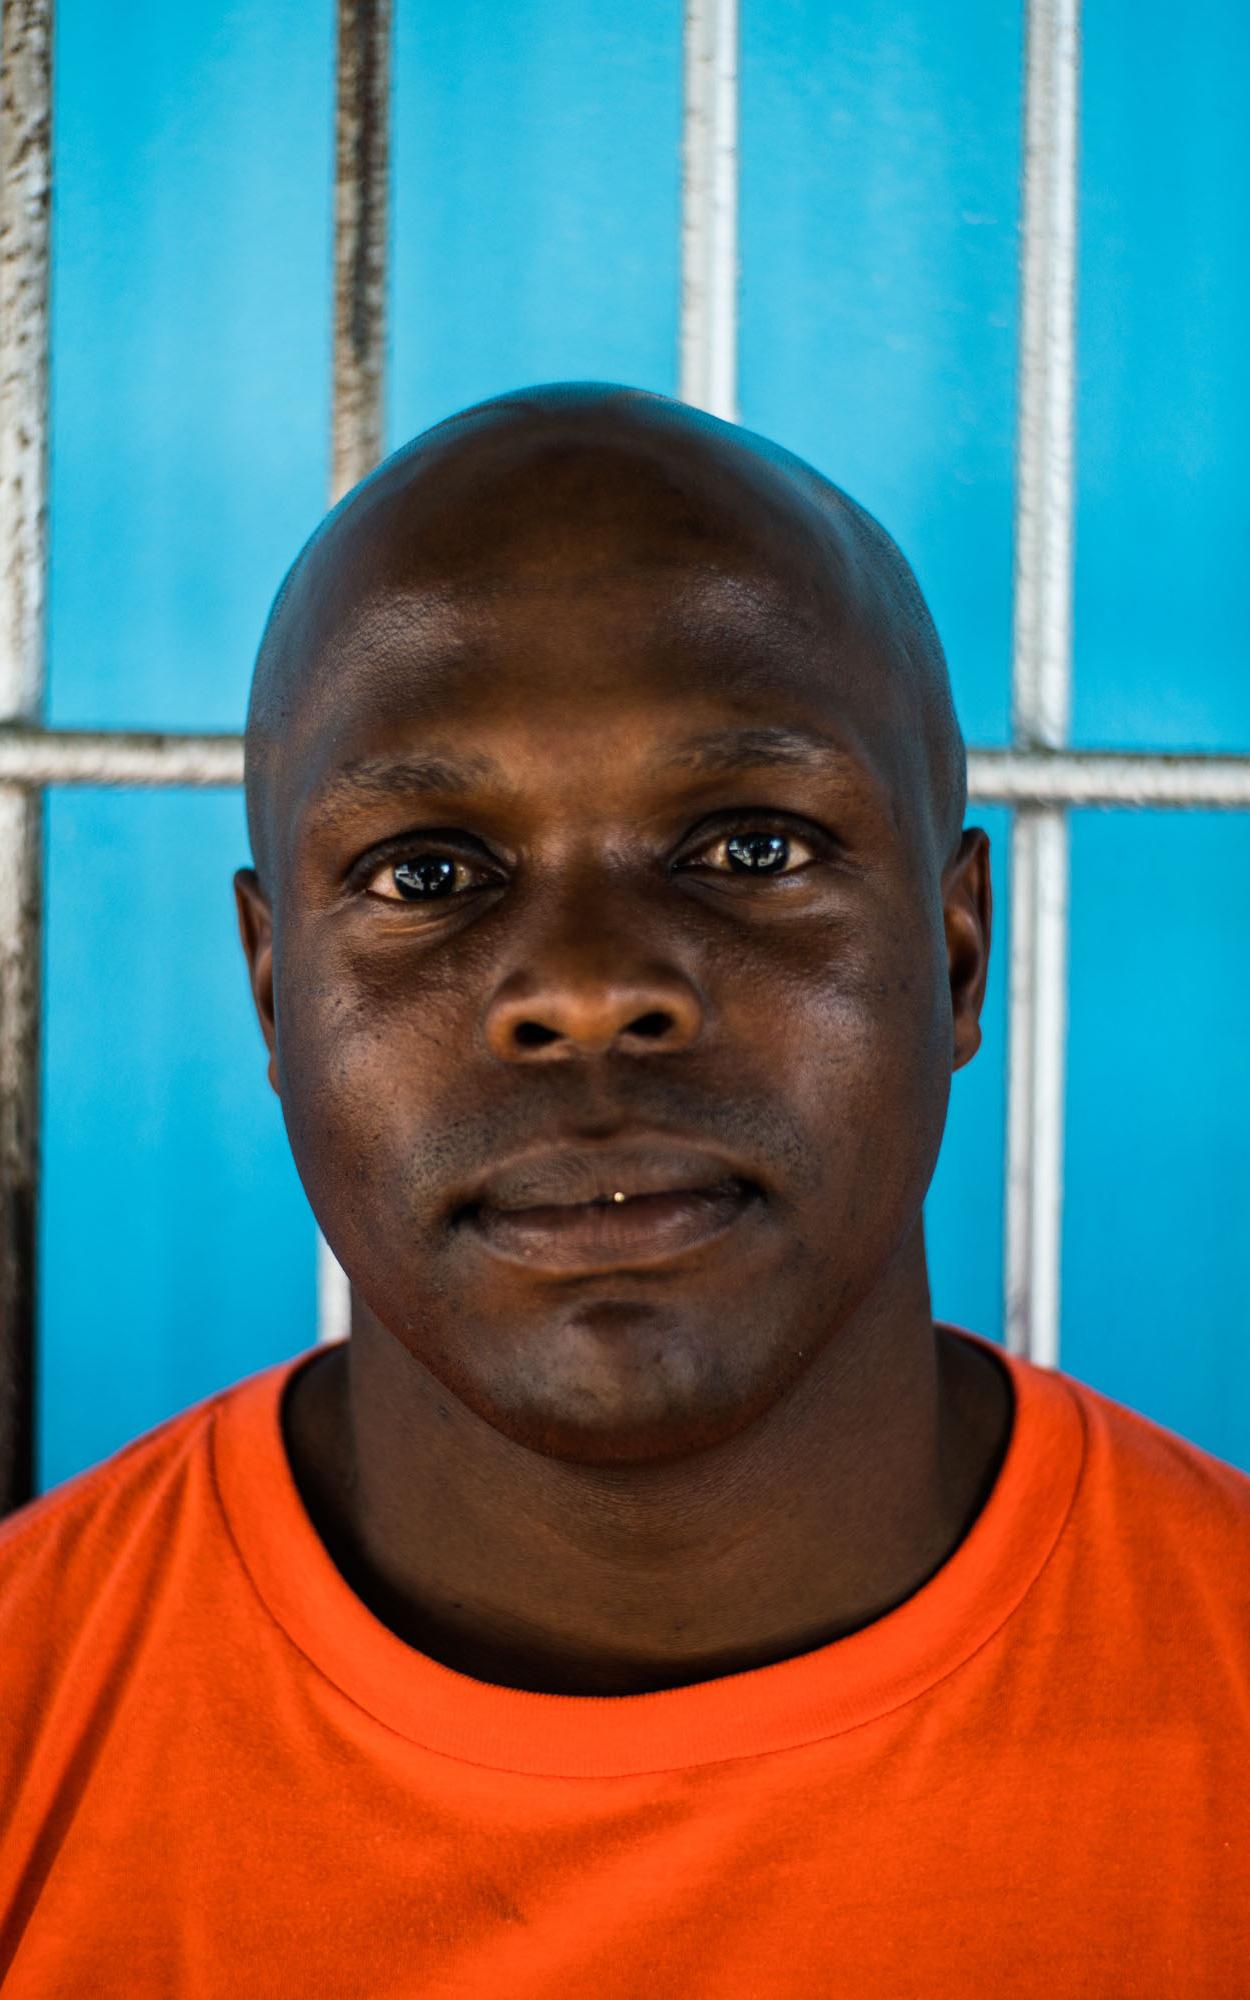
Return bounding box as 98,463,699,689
2,1322,1248,1997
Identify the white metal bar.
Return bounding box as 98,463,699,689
1013,0,1079,746
0,0,52,1513
330,0,391,506
1006,810,1068,1365
680,0,739,422
315,1230,350,1349
5,728,1250,808
0,726,244,786
1005,0,1081,1369
318,0,392,1342
966,750,1250,809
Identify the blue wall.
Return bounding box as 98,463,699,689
37,0,1250,1488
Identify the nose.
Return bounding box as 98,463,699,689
483,939,704,1063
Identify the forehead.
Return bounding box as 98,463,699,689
299,557,869,719
296,564,907,788
259,430,936,872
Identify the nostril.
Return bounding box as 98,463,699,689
627,1011,674,1041
493,997,696,1060
514,1020,561,1051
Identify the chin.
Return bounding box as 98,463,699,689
457,1296,799,1469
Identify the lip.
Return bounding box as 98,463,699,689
452,1139,764,1275
465,1182,760,1274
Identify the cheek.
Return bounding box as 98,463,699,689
272,938,448,1209
719,885,948,1068
717,898,952,1206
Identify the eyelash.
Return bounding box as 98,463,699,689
351,814,836,903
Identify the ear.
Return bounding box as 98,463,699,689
942,827,991,1072
233,868,280,1097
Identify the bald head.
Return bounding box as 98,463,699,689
234,384,993,1474
243,383,966,896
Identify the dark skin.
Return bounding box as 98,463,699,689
234,385,1013,1698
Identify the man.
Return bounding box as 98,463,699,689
2,384,1247,1995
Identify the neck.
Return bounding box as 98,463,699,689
282,1237,1012,1696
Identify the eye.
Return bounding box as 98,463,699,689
358,843,500,903
684,823,821,877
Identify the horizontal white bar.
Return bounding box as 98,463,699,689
0,728,245,786
966,749,1250,810
3,728,1250,810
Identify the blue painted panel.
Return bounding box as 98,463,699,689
739,0,1022,751
389,0,682,442
1075,0,1250,752
924,807,1011,1352
1063,813,1250,1470
47,0,335,732
39,791,315,1490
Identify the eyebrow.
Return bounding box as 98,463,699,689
305,725,884,829
307,751,503,824
659,726,873,780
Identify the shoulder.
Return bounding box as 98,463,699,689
0,1358,301,1680
0,1361,308,1879
1051,1364,1250,1640
1060,1364,1250,1525
0,1391,223,1817
0,1389,226,1628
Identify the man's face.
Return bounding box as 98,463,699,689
236,436,988,1467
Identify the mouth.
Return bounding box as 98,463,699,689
463,1181,760,1273
451,1142,765,1275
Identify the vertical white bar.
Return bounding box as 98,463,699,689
1006,811,1069,1365
1005,0,1081,1367
317,1228,351,1348
680,0,739,422
317,0,392,1343
0,0,52,1510
330,0,391,507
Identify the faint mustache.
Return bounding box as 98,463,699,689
461,1143,754,1215
404,1074,815,1220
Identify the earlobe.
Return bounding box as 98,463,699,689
232,867,279,1094
943,828,992,1074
